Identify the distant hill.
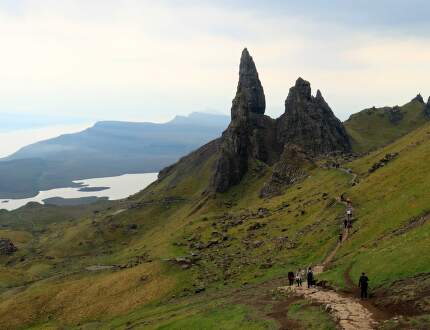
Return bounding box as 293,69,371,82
0,112,229,198
344,95,430,153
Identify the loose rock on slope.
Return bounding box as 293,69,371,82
0,239,17,255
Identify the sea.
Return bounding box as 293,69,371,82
0,173,158,211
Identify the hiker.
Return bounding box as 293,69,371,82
307,267,314,288
358,272,369,299
346,207,353,221
339,232,343,243
295,270,302,287
344,218,348,229
288,271,295,286
346,207,353,229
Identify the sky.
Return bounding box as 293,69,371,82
0,0,429,130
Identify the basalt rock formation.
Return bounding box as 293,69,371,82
210,49,351,193
425,97,430,118
411,93,425,104
211,49,279,192
277,78,351,156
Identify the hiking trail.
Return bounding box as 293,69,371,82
279,168,379,329
278,285,377,330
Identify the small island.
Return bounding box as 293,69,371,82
77,186,110,192
43,196,109,206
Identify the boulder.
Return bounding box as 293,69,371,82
0,239,17,255
368,153,399,173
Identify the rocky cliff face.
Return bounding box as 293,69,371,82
425,97,430,118
211,49,279,192
210,49,351,193
277,78,351,156
411,94,425,104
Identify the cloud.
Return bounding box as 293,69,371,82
0,0,428,123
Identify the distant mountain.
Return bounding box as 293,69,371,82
0,112,229,198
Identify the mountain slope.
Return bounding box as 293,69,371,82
0,49,429,329
0,112,229,199
344,95,429,153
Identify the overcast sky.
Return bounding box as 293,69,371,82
1,0,429,125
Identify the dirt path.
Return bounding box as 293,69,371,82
313,227,349,274
279,285,377,330
279,168,380,329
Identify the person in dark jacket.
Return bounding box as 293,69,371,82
288,271,295,286
307,267,314,288
358,272,369,299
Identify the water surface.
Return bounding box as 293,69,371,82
0,173,158,211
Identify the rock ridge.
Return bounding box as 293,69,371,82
210,49,351,193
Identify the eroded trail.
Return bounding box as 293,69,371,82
279,168,379,329
279,286,377,330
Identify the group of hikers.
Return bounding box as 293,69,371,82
287,267,315,288
287,268,370,300
286,196,371,300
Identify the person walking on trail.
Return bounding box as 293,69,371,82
295,270,302,287
288,271,295,286
359,272,369,299
346,206,353,229
307,267,314,288
344,218,348,229
339,232,343,243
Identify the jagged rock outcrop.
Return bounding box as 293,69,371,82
0,239,17,255
210,50,351,193
276,78,351,156
386,106,404,124
411,94,425,104
260,145,313,198
158,49,351,195
425,97,430,118
211,49,279,192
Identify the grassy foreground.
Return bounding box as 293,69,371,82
0,122,429,329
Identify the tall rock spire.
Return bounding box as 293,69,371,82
211,49,274,192
231,48,266,122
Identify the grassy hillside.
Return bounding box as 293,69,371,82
0,122,429,328
344,99,428,153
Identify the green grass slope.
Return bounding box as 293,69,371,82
0,123,429,329
344,99,428,153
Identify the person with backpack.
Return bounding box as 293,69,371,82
358,272,369,299
307,267,314,288
288,271,295,286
